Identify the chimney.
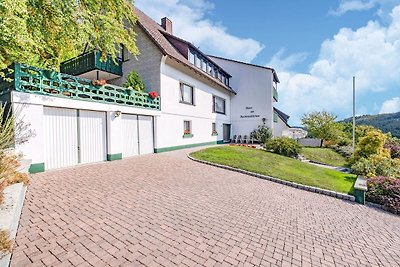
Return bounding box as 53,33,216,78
161,17,173,34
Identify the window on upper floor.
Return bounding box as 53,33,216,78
213,96,226,114
189,50,195,64
180,83,194,105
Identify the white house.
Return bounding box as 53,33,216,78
0,7,290,173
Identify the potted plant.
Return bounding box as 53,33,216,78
148,91,158,99
123,70,145,95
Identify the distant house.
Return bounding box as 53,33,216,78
0,7,291,173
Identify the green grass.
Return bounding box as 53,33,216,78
301,147,348,167
190,146,356,194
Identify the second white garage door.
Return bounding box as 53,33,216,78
44,107,107,170
122,115,154,157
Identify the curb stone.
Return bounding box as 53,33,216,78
187,154,356,202
0,183,27,267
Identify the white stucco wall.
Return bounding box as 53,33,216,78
11,91,160,168
273,116,290,137
156,58,232,150
209,57,276,137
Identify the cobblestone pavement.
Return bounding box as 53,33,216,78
11,147,400,267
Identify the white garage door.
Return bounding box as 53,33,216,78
44,107,79,169
79,110,107,164
121,114,139,157
138,116,154,155
44,107,107,170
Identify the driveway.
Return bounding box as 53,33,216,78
11,147,400,267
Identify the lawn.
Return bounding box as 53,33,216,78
301,147,348,167
190,146,356,194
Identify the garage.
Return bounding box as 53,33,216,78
121,115,154,157
44,107,107,170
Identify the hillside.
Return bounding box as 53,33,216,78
342,112,400,138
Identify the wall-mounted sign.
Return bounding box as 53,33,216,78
240,106,260,118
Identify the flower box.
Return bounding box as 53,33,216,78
183,133,193,138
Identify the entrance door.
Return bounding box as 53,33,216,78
121,114,139,157
223,124,231,142
138,116,154,155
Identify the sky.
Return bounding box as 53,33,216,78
135,0,400,125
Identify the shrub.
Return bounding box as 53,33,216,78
123,70,145,92
0,152,29,205
0,230,12,254
384,137,400,159
250,125,272,144
265,137,301,157
332,145,353,158
366,176,400,214
351,155,400,178
353,130,390,162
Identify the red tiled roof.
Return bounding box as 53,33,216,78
134,7,235,94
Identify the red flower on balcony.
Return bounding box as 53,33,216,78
92,79,107,86
184,130,191,135
148,91,158,99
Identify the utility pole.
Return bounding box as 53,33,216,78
352,76,356,154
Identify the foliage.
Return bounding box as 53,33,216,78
0,230,12,254
353,130,390,162
331,145,353,159
384,137,400,159
148,91,158,99
341,123,377,144
123,70,145,92
0,152,30,205
301,111,343,146
342,112,400,138
366,176,400,214
301,147,348,167
351,155,400,178
265,137,301,157
250,125,272,144
0,0,139,74
0,103,32,151
191,146,357,194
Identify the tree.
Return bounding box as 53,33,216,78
301,111,341,147
353,130,390,161
0,0,139,75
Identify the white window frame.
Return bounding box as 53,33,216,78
184,120,192,134
179,82,194,105
213,95,226,114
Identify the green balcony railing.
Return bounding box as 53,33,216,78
60,50,123,76
0,63,160,110
273,86,278,101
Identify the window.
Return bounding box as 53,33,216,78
213,96,226,114
201,59,207,72
184,120,191,134
212,122,217,135
180,83,194,105
189,50,195,64
195,54,201,68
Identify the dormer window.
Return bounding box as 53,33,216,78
187,48,230,87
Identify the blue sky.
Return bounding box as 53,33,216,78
136,0,400,125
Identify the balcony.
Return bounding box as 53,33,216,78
0,63,160,111
60,50,123,81
273,85,278,102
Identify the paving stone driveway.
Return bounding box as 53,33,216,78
11,147,400,267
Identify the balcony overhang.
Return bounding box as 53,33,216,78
60,50,123,80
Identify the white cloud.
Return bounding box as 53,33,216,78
272,5,400,125
267,49,308,72
330,0,400,17
134,0,264,62
380,97,400,113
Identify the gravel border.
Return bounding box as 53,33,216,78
187,154,355,202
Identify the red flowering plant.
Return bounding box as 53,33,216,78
92,79,107,86
148,91,158,99
183,130,191,135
